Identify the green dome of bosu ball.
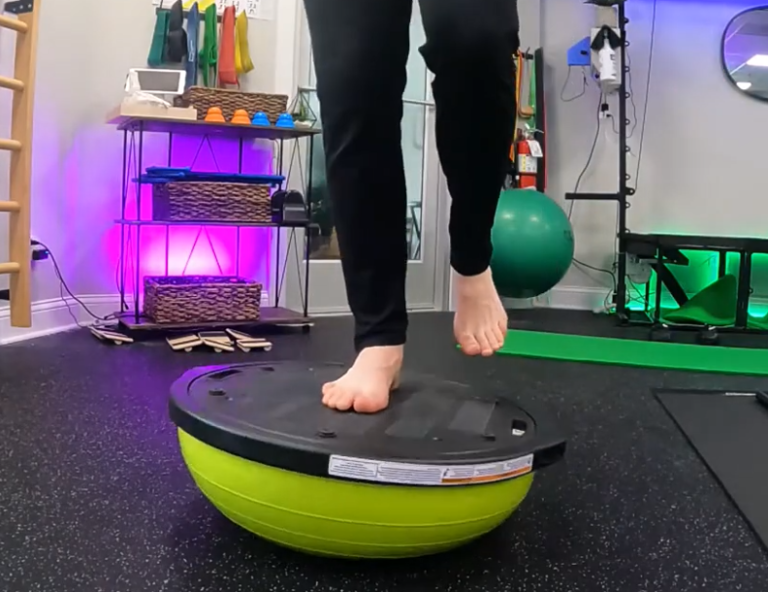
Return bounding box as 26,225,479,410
491,189,575,299
169,362,566,559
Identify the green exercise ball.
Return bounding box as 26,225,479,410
490,189,574,299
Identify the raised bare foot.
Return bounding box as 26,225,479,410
321,345,403,413
454,268,508,357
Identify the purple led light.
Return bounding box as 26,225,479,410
113,134,274,295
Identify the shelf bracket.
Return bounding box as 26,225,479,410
4,0,34,15
565,192,620,202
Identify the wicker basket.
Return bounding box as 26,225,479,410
152,182,271,223
174,86,288,123
143,276,262,324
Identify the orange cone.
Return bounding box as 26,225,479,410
231,109,251,125
204,107,226,123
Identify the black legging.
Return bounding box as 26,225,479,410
304,0,519,351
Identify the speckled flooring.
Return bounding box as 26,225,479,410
1,312,767,592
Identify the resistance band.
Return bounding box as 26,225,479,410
165,0,188,64
148,10,169,67
185,2,201,88
199,2,218,87
219,5,238,86
518,51,534,119
527,56,537,124
509,51,524,165
235,10,254,75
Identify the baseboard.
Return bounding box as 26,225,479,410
0,291,271,345
534,284,768,314
4,284,764,344
0,294,122,345
307,303,439,316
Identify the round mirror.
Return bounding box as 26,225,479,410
723,7,768,100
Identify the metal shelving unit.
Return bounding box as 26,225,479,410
111,116,320,333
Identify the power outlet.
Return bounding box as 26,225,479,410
30,235,49,261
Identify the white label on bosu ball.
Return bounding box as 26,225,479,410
327,454,534,486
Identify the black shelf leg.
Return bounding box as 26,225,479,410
134,124,145,323
119,130,128,311
654,249,663,323
735,252,752,329
274,140,283,308
304,135,315,318
237,137,243,281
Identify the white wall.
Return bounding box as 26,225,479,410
0,0,285,342
6,0,765,340
543,0,768,308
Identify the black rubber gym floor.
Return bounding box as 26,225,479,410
1,311,767,592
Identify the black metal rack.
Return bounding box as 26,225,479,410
111,117,320,334
562,5,768,341
564,4,632,320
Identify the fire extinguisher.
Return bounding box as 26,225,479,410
516,131,539,189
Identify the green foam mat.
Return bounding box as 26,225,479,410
663,274,738,326
497,329,768,375
748,314,768,331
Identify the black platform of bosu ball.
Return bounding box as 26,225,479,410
169,361,566,559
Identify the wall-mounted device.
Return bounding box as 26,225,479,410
124,68,187,97
591,26,622,93
589,6,622,94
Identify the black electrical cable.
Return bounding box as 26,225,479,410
625,47,639,139
560,66,589,102
610,48,639,140
561,88,619,305
568,93,604,219
632,0,658,192
34,240,116,324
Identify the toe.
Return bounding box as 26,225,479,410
485,329,502,353
491,325,505,350
353,391,389,414
321,381,336,405
331,389,355,412
477,332,494,357
458,333,482,356
353,396,377,414
497,319,508,343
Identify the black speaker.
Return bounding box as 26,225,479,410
271,190,309,224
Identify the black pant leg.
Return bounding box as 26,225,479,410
419,0,519,276
304,0,413,351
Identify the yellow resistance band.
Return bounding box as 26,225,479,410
235,11,254,75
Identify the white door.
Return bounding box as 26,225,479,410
282,3,449,315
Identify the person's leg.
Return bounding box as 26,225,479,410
419,0,519,356
304,0,412,412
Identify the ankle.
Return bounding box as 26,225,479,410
359,344,404,353
454,269,495,296
453,266,491,281
357,345,404,362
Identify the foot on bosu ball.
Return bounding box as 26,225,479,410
169,361,566,559
490,189,575,299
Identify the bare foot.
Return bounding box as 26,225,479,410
454,268,508,357
321,345,403,413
